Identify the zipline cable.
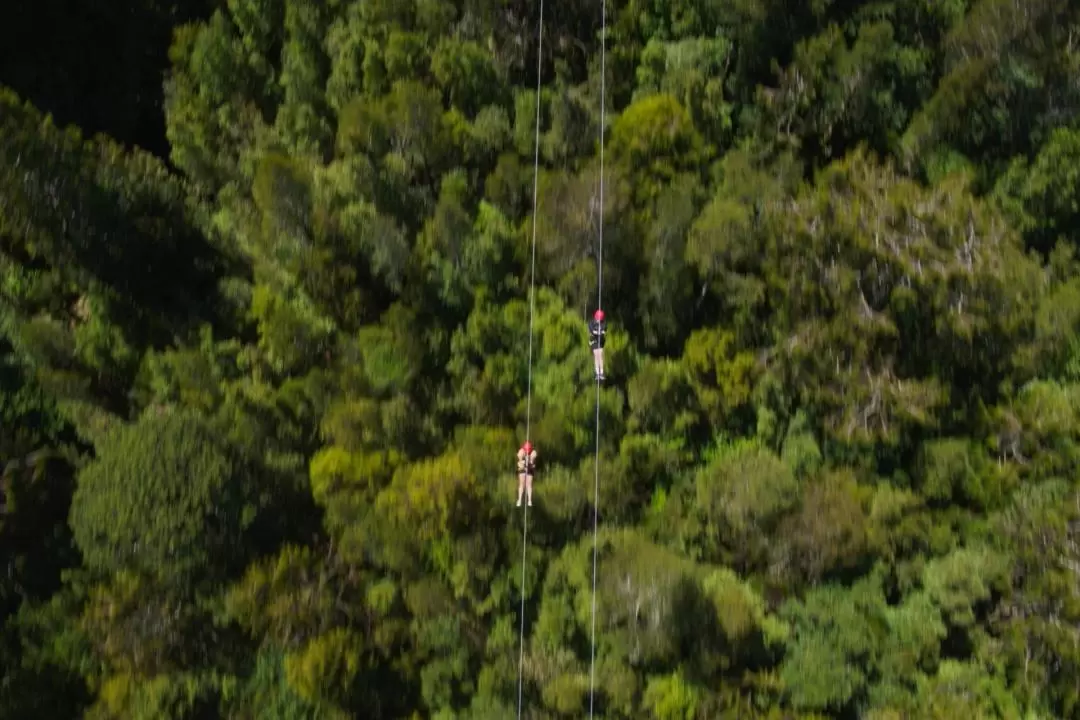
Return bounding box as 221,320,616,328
587,0,607,715
517,0,545,717
516,503,529,717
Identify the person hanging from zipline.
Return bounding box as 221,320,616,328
589,309,606,381
516,441,537,507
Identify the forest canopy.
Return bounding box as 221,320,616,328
4,0,1080,717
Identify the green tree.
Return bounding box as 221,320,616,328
69,410,262,588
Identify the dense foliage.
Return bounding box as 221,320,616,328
4,0,1080,716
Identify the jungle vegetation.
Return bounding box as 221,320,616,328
3,0,1080,717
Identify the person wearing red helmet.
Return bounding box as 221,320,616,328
588,308,606,381
516,440,537,507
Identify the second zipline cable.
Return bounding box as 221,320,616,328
516,0,545,717
587,0,607,715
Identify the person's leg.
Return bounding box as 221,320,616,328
517,473,525,505
526,474,533,505
593,348,602,377
599,348,605,378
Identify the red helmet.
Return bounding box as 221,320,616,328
594,309,604,321
523,441,532,453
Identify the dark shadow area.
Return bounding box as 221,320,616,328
0,0,218,157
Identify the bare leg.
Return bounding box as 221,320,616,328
517,473,525,505
526,474,533,505
593,348,602,377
